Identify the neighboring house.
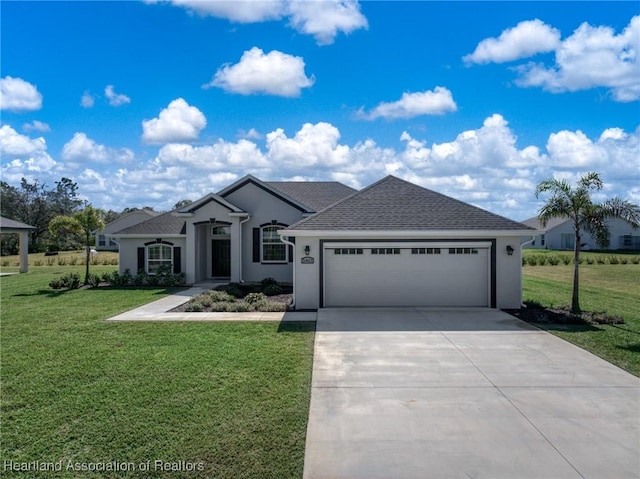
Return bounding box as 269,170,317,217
522,216,640,250
110,175,356,285
96,209,160,251
113,175,536,310
0,216,36,273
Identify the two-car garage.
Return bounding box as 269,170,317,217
323,242,493,307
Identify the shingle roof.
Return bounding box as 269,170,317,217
115,211,186,235
521,216,568,231
266,181,357,211
286,175,536,231
0,216,36,230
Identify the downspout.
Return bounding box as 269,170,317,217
238,215,251,283
520,235,536,307
280,235,296,309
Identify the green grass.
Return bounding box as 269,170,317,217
1,266,315,478
523,264,640,376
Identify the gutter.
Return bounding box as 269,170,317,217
279,235,296,309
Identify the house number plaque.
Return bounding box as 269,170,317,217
301,257,315,264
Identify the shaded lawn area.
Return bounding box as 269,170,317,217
1,266,315,478
523,264,640,377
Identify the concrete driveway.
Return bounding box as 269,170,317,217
303,308,640,479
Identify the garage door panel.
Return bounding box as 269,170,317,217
324,247,489,307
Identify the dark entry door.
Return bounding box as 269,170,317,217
212,239,231,277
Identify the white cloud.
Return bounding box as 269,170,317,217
0,76,43,111
62,132,135,166
360,87,458,120
23,120,51,133
286,0,368,45
148,0,367,44
104,85,131,106
237,128,263,140
158,0,285,22
207,47,314,97
515,16,640,102
0,125,47,156
81,91,95,108
0,125,56,182
464,19,561,64
266,122,350,167
141,98,207,144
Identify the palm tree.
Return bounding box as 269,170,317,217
535,172,640,314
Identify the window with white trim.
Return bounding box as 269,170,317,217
262,225,287,262
147,244,172,274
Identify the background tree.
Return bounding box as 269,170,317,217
49,205,105,284
1,177,83,253
173,199,193,210
535,172,640,314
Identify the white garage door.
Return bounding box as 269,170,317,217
324,244,490,307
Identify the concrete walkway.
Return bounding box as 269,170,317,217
304,308,640,479
105,286,316,322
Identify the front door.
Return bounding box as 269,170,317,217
212,239,231,277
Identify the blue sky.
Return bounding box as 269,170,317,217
1,1,638,220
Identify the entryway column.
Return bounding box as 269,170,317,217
19,231,29,273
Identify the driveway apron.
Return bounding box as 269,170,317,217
303,308,640,479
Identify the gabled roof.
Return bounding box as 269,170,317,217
175,192,246,214
0,216,35,231
266,181,357,212
114,211,186,235
521,216,569,231
285,175,536,231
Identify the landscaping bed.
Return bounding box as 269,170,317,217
506,303,624,326
173,279,293,313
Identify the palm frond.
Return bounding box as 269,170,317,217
601,198,640,229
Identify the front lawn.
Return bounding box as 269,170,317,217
522,264,640,376
1,266,315,478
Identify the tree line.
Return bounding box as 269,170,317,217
0,177,156,255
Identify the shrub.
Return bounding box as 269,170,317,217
632,257,640,265
58,257,68,266
216,283,245,298
204,290,236,302
260,277,278,287
596,256,606,264
34,259,43,266
536,255,547,266
255,301,287,312
245,292,267,304
46,257,56,266
608,256,620,265
87,273,100,287
526,256,538,266
68,256,78,265
586,257,594,265
185,301,205,312
620,257,628,265
562,256,572,265
547,255,560,265
263,283,283,296
49,272,81,290
0,259,9,267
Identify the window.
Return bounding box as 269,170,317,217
262,225,287,262
98,235,106,246
448,248,478,254
371,248,400,255
147,244,172,274
334,248,363,255
560,234,575,250
540,235,545,247
411,248,441,255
